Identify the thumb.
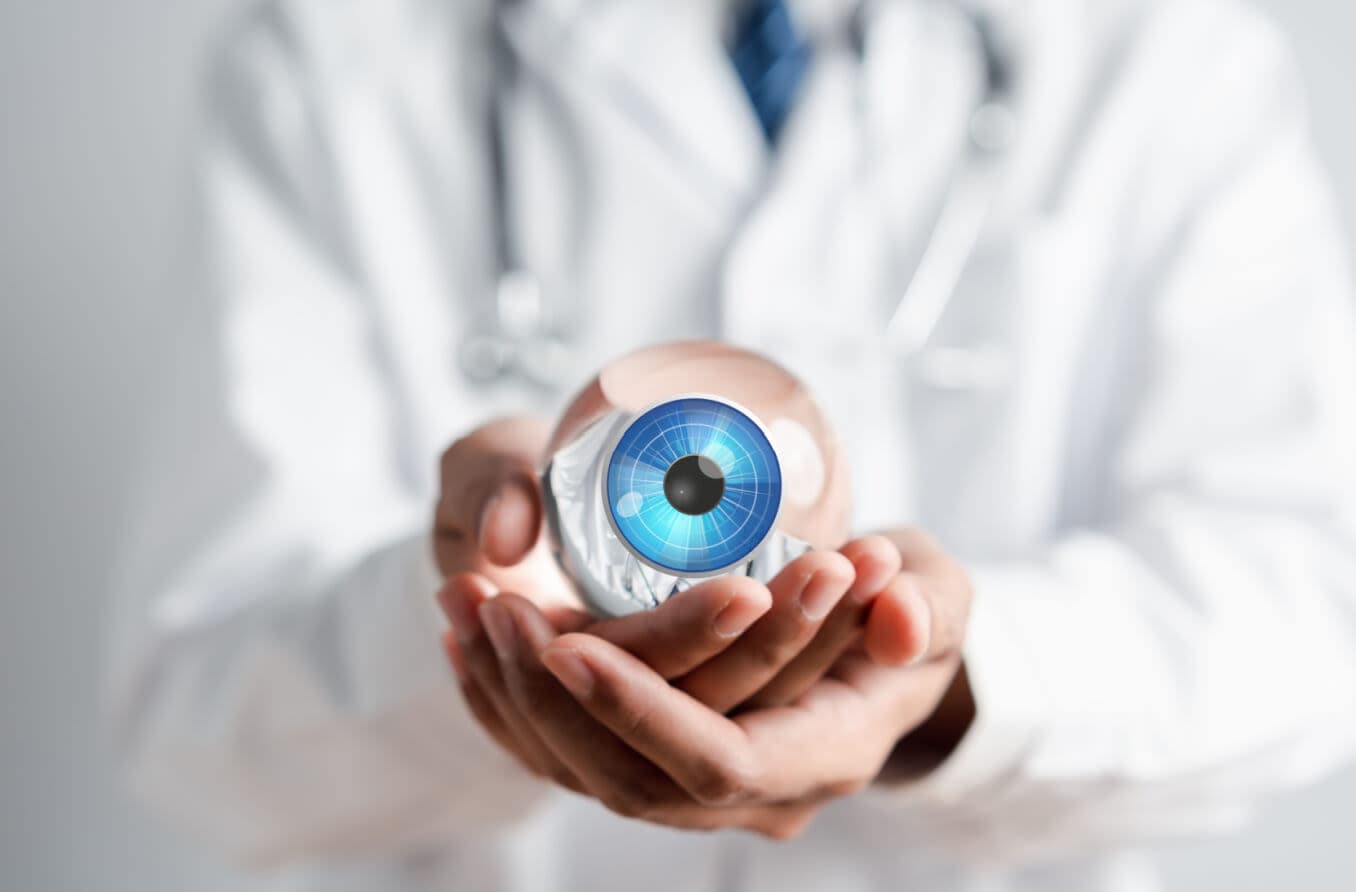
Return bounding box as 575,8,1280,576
437,416,550,568
477,473,541,566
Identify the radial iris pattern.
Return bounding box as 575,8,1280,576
605,397,782,575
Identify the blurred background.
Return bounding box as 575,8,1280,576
2,1,1354,889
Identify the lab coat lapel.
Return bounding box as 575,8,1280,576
504,0,766,210
718,0,1006,351
719,45,874,347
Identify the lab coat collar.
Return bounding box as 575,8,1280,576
522,0,855,29
498,0,1031,212
503,0,888,207
502,0,767,206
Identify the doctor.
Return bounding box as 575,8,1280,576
110,0,1356,890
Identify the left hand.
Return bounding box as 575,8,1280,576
444,529,975,838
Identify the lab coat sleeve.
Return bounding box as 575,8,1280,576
882,7,1356,862
105,7,548,865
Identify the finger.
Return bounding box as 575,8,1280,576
585,575,772,678
485,594,687,814
816,648,968,781
454,666,544,775
542,633,767,805
438,573,498,643
442,628,467,677
867,531,971,666
745,535,900,708
677,551,854,713
740,802,820,841
885,527,950,572
839,534,906,605
440,575,578,786
482,604,836,831
478,476,541,567
736,660,900,795
444,629,539,770
863,574,931,666
437,570,587,638
435,417,549,568
607,799,821,840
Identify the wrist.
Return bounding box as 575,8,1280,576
877,662,975,784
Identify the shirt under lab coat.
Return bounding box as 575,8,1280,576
107,0,1356,889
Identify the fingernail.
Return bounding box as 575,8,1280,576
479,477,538,565
901,583,933,666
847,557,891,606
479,599,518,657
542,648,594,697
712,595,766,638
798,570,843,622
476,492,502,553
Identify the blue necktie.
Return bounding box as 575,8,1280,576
730,0,812,146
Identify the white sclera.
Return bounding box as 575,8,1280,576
616,490,645,518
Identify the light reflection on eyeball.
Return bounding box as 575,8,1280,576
604,396,783,575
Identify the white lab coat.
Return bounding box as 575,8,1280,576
108,0,1356,889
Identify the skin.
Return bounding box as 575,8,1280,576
431,343,976,838
548,341,850,550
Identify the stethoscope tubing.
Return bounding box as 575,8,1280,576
467,0,1016,385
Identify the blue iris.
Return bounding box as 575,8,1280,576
605,397,782,575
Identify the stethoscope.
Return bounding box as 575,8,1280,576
459,0,1018,389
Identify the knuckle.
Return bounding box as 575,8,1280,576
754,814,811,842
621,700,654,738
743,635,799,673
592,682,654,738
691,755,758,806
779,813,817,841
818,550,857,581
602,782,665,820
758,823,800,842
824,776,869,799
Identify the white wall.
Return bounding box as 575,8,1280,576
2,2,1353,889
1,3,245,890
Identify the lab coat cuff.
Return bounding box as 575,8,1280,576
874,562,1047,807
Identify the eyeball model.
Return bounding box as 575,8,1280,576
605,394,783,577
542,342,849,617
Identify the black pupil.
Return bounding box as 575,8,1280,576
663,454,726,516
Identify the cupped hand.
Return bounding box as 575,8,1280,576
433,413,913,716
439,534,910,775
439,529,974,838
